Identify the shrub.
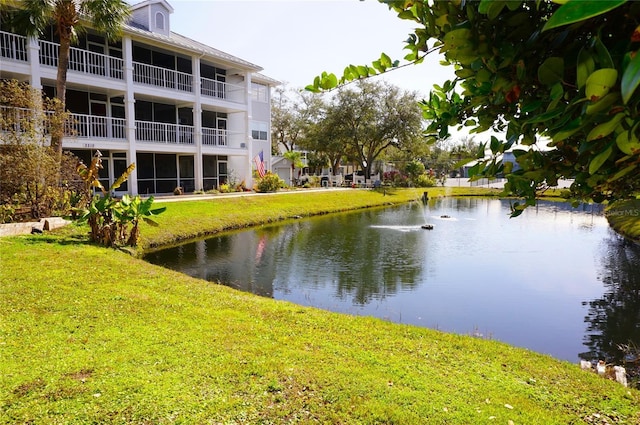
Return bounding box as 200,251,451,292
414,174,436,188
256,172,284,193
0,80,80,221
74,151,165,247
383,171,409,187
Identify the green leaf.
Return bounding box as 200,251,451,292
490,136,500,154
615,127,640,154
576,48,595,89
524,107,564,124
542,0,627,32
585,92,621,115
585,68,618,101
380,52,392,68
538,57,564,86
621,51,640,104
609,163,637,181
586,113,624,141
589,145,613,174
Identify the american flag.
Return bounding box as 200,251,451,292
253,150,266,178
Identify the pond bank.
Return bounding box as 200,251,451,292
2,188,639,424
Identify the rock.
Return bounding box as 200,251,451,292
614,366,628,387
43,217,71,231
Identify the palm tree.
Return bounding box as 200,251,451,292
283,150,304,186
6,0,130,160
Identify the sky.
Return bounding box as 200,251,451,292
165,0,456,97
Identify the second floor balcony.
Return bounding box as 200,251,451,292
0,30,246,103
1,105,243,148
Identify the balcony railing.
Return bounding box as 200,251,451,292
201,77,245,102
66,113,126,140
202,127,228,146
38,39,125,80
1,106,125,141
0,30,28,62
135,120,194,144
1,31,248,102
133,62,193,93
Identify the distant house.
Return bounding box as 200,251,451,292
0,0,279,195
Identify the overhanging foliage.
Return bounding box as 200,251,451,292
308,0,640,215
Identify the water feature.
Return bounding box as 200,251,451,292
145,198,640,366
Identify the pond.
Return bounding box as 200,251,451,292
145,198,640,365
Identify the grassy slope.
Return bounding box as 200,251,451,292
607,199,640,241
1,188,638,424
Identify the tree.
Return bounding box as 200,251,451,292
3,0,130,161
0,80,78,221
308,0,640,215
319,80,425,179
282,150,304,185
271,86,324,154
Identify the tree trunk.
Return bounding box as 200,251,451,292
52,34,71,163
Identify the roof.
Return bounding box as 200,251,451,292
130,0,174,13
252,73,281,87
123,23,263,72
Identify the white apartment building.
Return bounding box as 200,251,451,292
0,0,277,195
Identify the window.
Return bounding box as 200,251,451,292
251,121,268,140
155,12,165,30
251,83,268,102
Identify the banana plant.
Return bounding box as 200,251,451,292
114,195,166,247
73,150,165,247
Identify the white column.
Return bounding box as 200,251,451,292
27,37,42,90
193,56,204,190
245,72,253,186
122,36,138,195
26,36,46,144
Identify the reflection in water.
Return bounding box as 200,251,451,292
146,198,640,365
582,234,640,385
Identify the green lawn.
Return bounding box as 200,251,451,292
1,188,638,424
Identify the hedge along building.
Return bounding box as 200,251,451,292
0,0,277,195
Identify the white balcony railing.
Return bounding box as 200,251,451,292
66,113,126,140
0,30,28,62
201,77,246,102
1,106,125,141
202,127,228,146
38,39,124,80
133,62,193,93
0,105,41,134
135,120,194,144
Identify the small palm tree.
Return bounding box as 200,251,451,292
6,0,130,160
283,150,304,186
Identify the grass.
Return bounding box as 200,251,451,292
606,199,640,241
1,187,639,424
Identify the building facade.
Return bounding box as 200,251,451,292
0,0,277,195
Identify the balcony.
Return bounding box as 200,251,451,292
66,113,126,140
1,31,247,102
39,40,124,80
133,62,193,93
201,77,245,103
202,127,228,146
0,30,27,62
1,105,125,141
135,120,194,144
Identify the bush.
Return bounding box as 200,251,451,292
414,174,436,188
256,172,284,193
383,171,409,187
0,80,80,221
